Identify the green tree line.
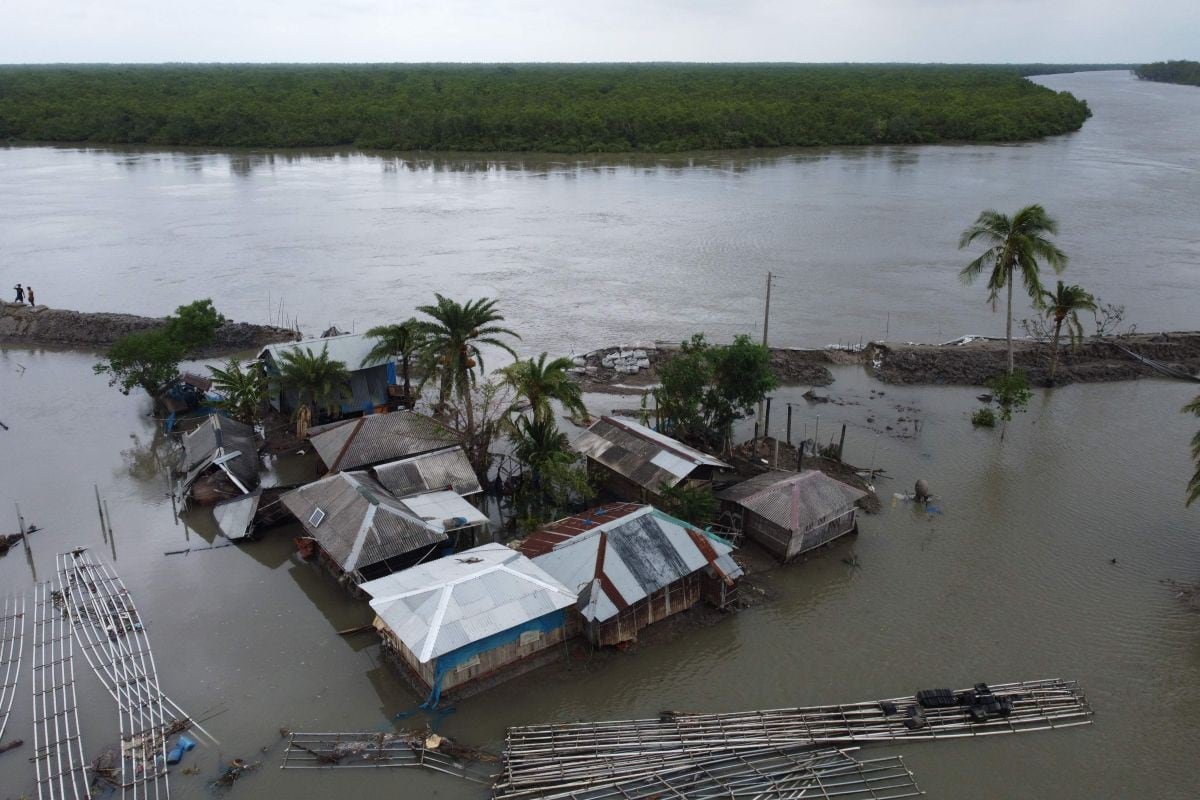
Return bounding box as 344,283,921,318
1134,60,1200,87
0,64,1093,153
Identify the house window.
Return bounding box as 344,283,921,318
455,655,481,673
309,508,326,527
519,630,542,646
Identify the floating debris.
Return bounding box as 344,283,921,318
281,730,499,784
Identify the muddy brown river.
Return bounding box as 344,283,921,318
1,71,1199,798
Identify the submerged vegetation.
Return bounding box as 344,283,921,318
1134,61,1200,87
93,299,225,395
0,64,1092,153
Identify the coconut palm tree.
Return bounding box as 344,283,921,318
208,358,267,425
274,345,351,437
1185,394,1200,507
500,352,589,424
362,318,424,409
512,415,573,478
1039,281,1096,383
416,294,519,455
960,204,1069,375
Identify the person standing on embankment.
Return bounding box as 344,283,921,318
27,287,35,306
12,284,23,303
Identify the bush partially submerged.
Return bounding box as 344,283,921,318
971,408,997,428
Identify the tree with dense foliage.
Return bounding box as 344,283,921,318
0,64,1094,153
94,330,186,396
654,334,778,451
417,294,519,465
657,482,719,528
510,414,593,531
986,370,1033,439
960,205,1069,375
273,345,350,437
362,319,424,408
500,352,588,424
1135,61,1200,87
1184,394,1200,507
165,299,225,351
1039,281,1096,383
208,359,268,425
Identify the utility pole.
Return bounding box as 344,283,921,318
756,271,775,426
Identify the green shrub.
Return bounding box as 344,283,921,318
971,408,997,428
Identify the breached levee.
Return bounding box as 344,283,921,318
0,301,297,355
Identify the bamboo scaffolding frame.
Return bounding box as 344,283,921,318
0,591,27,744
31,580,90,800
281,731,499,784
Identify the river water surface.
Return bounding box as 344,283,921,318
1,70,1199,799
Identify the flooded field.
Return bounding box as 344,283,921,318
1,69,1199,798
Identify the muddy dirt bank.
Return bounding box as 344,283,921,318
569,343,838,395
0,301,298,355
867,332,1200,387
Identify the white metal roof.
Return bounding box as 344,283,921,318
361,543,577,663
258,332,390,372
531,506,742,624
399,490,490,532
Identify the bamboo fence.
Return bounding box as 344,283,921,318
31,580,90,800
0,591,26,745
281,730,499,784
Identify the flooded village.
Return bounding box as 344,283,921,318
1,70,1200,800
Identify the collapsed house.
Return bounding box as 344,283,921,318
715,470,867,562
281,471,449,584
259,332,397,417
521,504,742,646
308,410,457,473
571,416,733,502
361,543,577,702
176,415,260,505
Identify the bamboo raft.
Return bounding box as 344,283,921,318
281,730,499,784
495,679,1091,799
31,580,91,800
57,549,217,799
0,591,26,746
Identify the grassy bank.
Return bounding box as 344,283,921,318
1134,60,1200,87
0,63,1094,153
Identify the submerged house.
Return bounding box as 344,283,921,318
372,445,488,548
716,470,867,562
308,410,457,473
177,415,260,505
361,543,577,702
281,471,448,584
521,504,742,646
572,416,733,503
259,332,396,418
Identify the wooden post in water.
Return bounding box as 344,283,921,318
755,272,774,427
764,397,772,439
786,404,793,445
15,502,30,553
838,424,847,461
94,484,106,542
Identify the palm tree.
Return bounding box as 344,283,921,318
274,345,351,437
1185,394,1200,507
362,318,424,409
416,294,519,457
1039,281,1096,383
208,359,267,425
500,352,589,424
960,204,1069,374
512,415,573,478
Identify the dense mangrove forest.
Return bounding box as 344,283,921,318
1134,60,1200,87
0,64,1095,153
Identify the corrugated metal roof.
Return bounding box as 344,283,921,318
309,411,457,471
572,416,732,493
518,502,646,557
258,332,389,373
213,490,261,540
373,446,482,498
179,415,259,492
531,506,743,623
716,470,867,533
399,490,490,532
360,543,577,663
281,471,447,573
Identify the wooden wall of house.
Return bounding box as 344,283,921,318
730,504,858,562
587,573,702,646
797,509,858,555
587,461,653,503
377,614,569,696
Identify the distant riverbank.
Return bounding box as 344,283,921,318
0,63,1093,153
0,302,296,355
1134,60,1200,87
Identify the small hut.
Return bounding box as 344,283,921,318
571,416,733,502
176,415,259,505
522,505,742,646
308,410,457,473
716,470,867,562
259,332,396,417
281,471,448,584
361,543,577,702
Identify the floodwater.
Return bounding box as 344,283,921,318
1,70,1199,799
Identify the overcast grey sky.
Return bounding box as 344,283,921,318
1,0,1195,64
